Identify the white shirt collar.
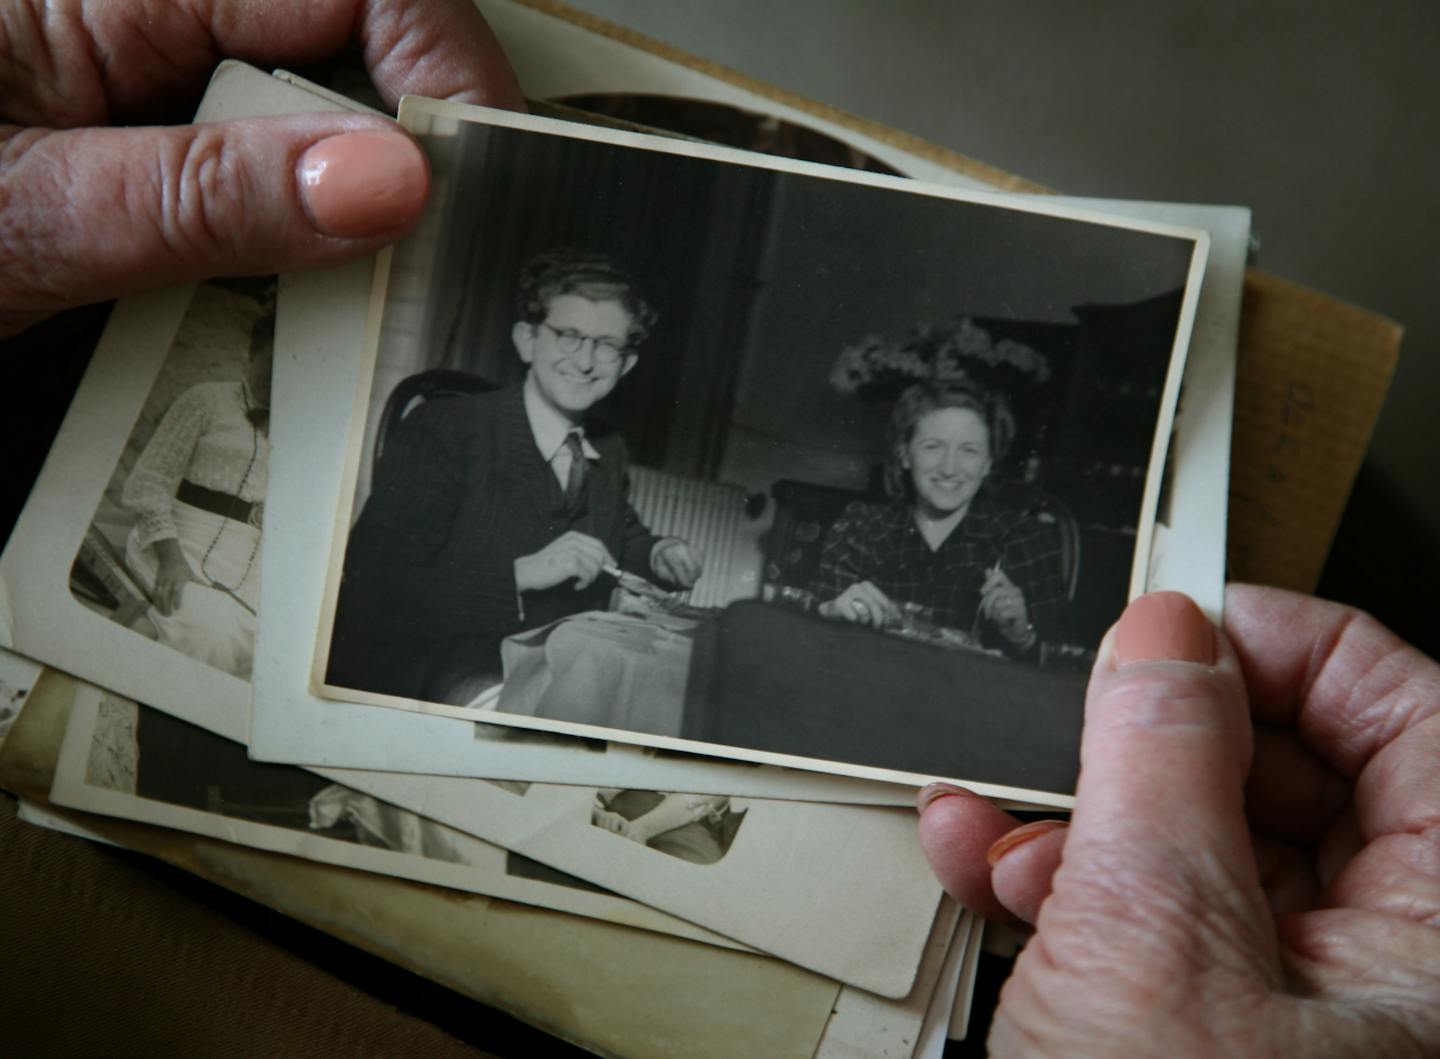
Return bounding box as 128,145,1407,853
523,373,601,463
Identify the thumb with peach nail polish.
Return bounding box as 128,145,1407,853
1112,590,1215,667
297,129,430,240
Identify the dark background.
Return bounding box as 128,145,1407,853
564,0,1440,661
383,117,1198,647
413,119,1195,486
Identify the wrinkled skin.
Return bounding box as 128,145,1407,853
0,0,522,335
919,585,1440,1056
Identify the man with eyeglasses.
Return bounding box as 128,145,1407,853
327,248,702,704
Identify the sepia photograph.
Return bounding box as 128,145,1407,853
0,647,40,748
47,685,746,951
66,278,275,681
590,789,747,866
316,100,1208,798
51,675,945,995
318,761,945,997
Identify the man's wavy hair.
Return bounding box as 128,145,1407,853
515,248,658,346
883,379,1015,500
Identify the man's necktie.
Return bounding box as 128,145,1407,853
562,430,588,512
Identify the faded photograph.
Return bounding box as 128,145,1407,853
591,789,746,866
0,649,38,747
69,279,274,680
82,693,519,869
320,103,1205,796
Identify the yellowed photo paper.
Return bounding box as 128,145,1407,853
310,760,945,997
47,683,749,951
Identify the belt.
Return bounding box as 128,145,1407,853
176,480,262,527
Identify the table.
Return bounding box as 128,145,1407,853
494,602,1085,796
684,601,1087,795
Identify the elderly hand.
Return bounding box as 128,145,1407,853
916,587,1440,1056
0,0,522,337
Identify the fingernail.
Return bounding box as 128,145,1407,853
916,782,980,813
298,129,428,238
985,819,1068,867
1112,591,1215,667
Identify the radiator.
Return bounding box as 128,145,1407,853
626,467,761,608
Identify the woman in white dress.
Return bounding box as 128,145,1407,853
122,312,272,678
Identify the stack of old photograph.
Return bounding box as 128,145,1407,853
0,60,1251,1058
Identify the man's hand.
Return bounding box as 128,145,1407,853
0,0,523,336
514,531,615,593
916,588,1440,1056
650,538,702,588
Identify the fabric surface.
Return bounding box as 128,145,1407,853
0,796,501,1059
125,501,261,677
123,381,268,549
119,379,267,678
813,488,1072,651
497,612,695,735
561,430,589,512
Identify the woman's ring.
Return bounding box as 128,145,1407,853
851,599,868,614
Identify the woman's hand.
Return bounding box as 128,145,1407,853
651,538,704,588
916,588,1440,1056
514,531,615,593
0,0,523,337
819,581,901,629
150,539,197,616
978,566,1032,647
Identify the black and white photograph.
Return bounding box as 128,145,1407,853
318,759,946,997
0,647,40,748
50,674,947,996
67,278,275,681
590,790,747,866
316,99,1208,798
47,684,746,951
0,66,936,810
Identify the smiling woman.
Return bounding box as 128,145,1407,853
812,380,1071,658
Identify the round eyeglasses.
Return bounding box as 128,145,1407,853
538,321,633,365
